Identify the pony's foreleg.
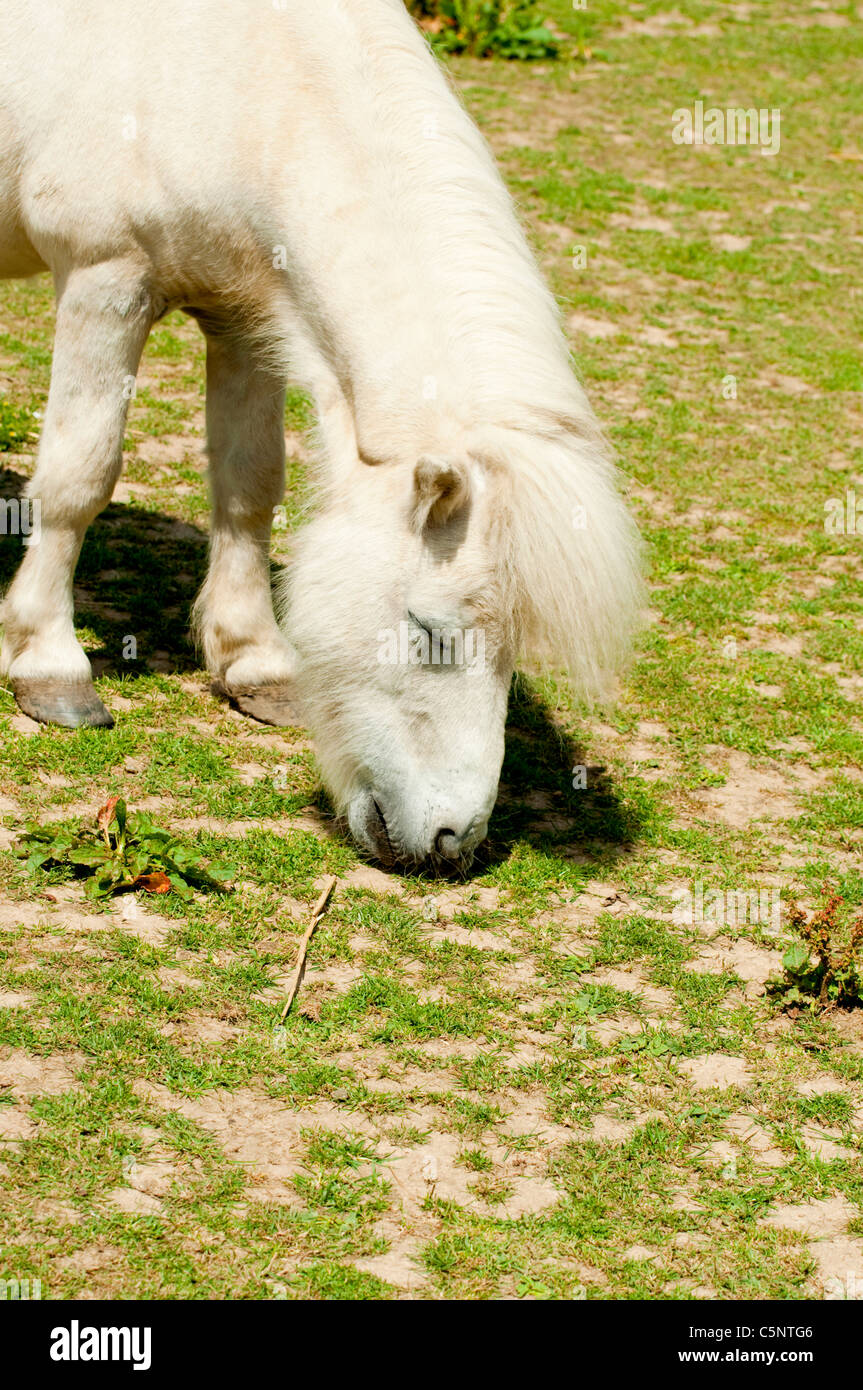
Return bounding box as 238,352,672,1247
193,333,298,726
0,261,152,726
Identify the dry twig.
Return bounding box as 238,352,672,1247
278,876,337,1020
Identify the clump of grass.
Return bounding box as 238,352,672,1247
0,396,33,450
769,888,863,1010
407,1,560,60
15,795,235,901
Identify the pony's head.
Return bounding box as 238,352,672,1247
284,423,641,868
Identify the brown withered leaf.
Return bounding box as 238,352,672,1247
131,871,172,894
97,796,120,834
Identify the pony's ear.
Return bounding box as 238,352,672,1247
411,455,471,533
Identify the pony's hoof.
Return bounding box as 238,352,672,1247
12,677,115,729
212,680,300,728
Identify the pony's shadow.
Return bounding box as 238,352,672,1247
1,464,642,870
479,677,640,876
0,465,208,676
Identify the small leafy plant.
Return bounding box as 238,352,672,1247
407,1,560,60
769,888,863,1011
16,796,234,901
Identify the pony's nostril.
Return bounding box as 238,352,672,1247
434,828,461,859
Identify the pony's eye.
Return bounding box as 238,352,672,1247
408,611,433,636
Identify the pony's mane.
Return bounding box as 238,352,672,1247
475,417,643,702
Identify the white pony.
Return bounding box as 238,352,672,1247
0,0,641,866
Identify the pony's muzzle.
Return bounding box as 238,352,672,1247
347,789,488,869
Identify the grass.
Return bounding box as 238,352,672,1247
0,0,862,1300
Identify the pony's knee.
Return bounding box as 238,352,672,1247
29,421,124,523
